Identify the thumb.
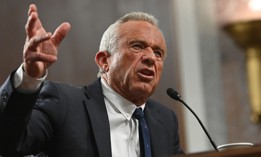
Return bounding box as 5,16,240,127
51,22,71,47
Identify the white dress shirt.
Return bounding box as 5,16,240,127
101,78,144,157
13,65,144,157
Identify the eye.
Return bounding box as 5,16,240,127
154,50,163,59
131,43,145,50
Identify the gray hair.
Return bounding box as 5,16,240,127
97,12,161,77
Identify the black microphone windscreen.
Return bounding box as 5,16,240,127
166,88,180,101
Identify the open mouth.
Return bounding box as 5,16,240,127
137,69,155,81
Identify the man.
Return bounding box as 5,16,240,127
0,3,183,157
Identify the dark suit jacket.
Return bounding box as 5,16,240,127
0,73,183,157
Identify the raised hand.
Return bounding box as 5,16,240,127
23,4,71,78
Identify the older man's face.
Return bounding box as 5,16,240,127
105,20,166,105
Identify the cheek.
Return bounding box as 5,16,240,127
122,54,139,73
109,52,148,81
156,64,163,80
109,56,131,79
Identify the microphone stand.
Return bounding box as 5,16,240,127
178,96,218,151
167,88,219,151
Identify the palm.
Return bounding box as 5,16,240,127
36,28,58,73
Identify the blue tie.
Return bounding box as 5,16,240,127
133,108,152,157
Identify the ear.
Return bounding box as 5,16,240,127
95,51,110,72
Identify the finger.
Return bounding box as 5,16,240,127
28,4,37,16
25,13,38,38
51,22,71,47
25,52,57,64
26,33,52,51
25,4,44,38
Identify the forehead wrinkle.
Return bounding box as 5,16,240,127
118,21,167,52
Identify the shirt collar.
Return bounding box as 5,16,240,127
101,78,145,120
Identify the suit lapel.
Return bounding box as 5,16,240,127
145,100,169,157
83,79,112,157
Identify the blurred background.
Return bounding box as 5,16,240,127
1,0,261,154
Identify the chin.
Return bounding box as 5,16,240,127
131,84,154,96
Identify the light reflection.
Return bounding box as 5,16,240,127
248,0,261,11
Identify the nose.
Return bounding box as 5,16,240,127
141,47,156,66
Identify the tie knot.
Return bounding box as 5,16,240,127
133,108,144,120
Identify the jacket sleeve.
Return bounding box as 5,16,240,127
0,72,40,156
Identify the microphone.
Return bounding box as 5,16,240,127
166,88,219,151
